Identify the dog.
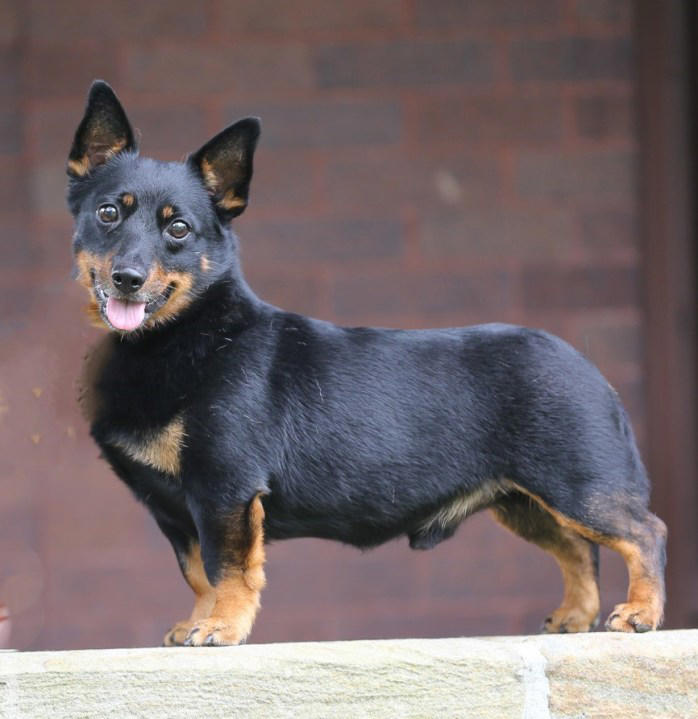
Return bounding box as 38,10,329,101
67,81,666,646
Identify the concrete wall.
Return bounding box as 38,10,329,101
2,631,697,718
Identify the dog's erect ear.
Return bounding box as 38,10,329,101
189,118,261,220
67,80,136,178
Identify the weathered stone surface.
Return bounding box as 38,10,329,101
0,631,696,718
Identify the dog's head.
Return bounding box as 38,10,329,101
67,81,260,333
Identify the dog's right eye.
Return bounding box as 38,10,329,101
97,204,119,223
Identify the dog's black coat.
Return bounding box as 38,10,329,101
68,82,666,642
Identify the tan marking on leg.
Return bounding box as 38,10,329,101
507,482,665,632
164,543,216,646
543,530,600,632
185,495,266,646
605,530,666,632
110,414,186,476
491,500,599,633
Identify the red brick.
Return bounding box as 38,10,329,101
417,94,563,146
242,218,403,265
420,206,577,261
129,104,207,157
570,0,632,28
571,316,642,367
0,219,36,268
0,109,20,155
126,44,313,97
0,480,36,546
263,541,419,609
415,0,561,27
245,150,315,212
14,221,73,275
510,36,632,83
39,563,190,649
0,158,28,214
577,208,636,251
516,150,635,204
219,0,403,34
0,0,20,46
27,0,210,41
243,267,326,317
574,93,633,140
313,39,494,89
30,161,67,216
26,104,80,161
226,99,402,149
522,265,638,309
427,520,560,602
324,149,501,213
24,43,119,98
0,47,19,99
332,268,516,324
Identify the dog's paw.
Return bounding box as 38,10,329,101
182,618,247,647
163,620,194,646
541,609,599,634
605,602,661,633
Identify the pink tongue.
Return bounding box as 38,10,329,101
106,297,146,331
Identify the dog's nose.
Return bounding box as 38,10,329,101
111,266,145,293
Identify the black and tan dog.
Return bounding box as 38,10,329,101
67,81,666,646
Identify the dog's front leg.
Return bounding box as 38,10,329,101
162,539,217,646
182,493,266,647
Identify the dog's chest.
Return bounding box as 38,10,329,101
105,414,186,477
80,335,188,479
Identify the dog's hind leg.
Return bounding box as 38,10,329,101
491,491,600,633
505,485,667,632
601,513,667,632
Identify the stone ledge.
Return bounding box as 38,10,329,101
1,630,697,718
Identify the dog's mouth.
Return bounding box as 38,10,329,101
93,278,175,332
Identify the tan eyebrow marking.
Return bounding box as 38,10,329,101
160,204,174,220
120,193,135,207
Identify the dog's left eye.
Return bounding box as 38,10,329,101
167,220,190,240
97,204,119,223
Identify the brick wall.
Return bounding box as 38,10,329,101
0,0,641,649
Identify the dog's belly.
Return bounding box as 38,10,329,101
261,478,505,550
